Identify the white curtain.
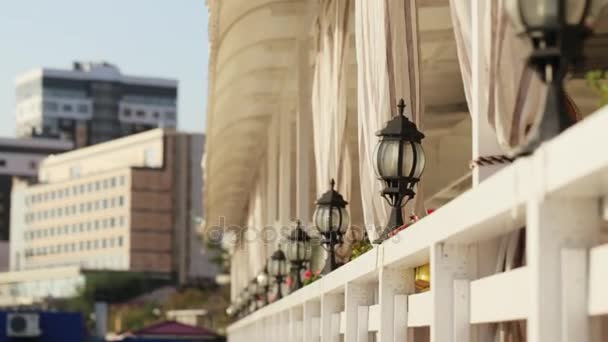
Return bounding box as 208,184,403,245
355,0,424,241
230,175,267,298
449,0,608,152
311,0,352,199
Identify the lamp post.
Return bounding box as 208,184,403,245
269,248,288,300
241,288,251,315
506,0,592,155
256,265,271,305
226,304,236,318
248,279,259,312
285,220,313,291
234,292,244,318
314,179,350,274
373,99,425,243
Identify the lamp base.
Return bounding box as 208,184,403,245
321,259,343,275
373,204,404,244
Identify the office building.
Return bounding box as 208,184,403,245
15,62,177,147
0,137,72,242
6,129,215,301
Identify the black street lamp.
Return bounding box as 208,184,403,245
226,304,236,318
507,0,592,155
314,179,350,274
286,220,312,291
234,291,245,317
248,279,259,312
256,265,271,306
373,99,425,243
269,248,288,300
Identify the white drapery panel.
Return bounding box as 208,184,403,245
355,0,424,241
449,0,608,152
231,175,268,297
311,0,352,199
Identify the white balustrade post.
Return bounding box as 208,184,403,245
526,197,600,341
431,243,471,342
321,293,343,342
345,282,373,341
304,300,321,342
290,306,304,342
453,279,471,342
357,306,370,342
378,267,415,342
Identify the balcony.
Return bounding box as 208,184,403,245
226,107,608,341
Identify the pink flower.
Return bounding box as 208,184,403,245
303,269,313,279
286,276,293,287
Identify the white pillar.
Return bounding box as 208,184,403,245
430,243,471,342
471,0,503,185
345,282,373,341
378,267,415,342
526,197,600,341
321,293,342,342
296,37,313,223
278,109,292,226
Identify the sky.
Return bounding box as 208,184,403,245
0,0,209,137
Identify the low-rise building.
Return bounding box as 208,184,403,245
4,129,216,302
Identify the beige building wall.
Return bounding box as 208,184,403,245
10,128,217,284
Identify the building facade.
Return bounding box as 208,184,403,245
204,0,608,341
15,62,177,147
8,129,216,292
0,137,73,243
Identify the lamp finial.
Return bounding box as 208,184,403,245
397,99,406,116
330,178,335,189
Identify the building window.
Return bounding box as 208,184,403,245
44,101,58,112
77,104,88,113
70,166,81,179
118,237,123,247
62,104,73,112
119,175,125,186
118,196,124,207
165,111,176,120
29,160,37,169
123,108,132,116
144,148,155,167
136,110,145,117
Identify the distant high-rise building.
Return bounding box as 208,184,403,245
15,62,177,147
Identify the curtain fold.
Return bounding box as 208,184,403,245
311,0,352,200
355,0,424,241
449,0,608,152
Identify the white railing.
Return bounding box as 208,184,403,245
227,108,608,342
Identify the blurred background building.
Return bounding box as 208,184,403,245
15,62,177,148
1,128,217,304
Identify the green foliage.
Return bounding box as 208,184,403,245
115,302,159,332
63,271,171,329
350,237,372,261
585,70,608,107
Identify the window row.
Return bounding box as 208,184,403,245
43,101,89,114
24,236,124,257
26,196,125,223
122,107,176,121
24,216,125,241
26,175,126,205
